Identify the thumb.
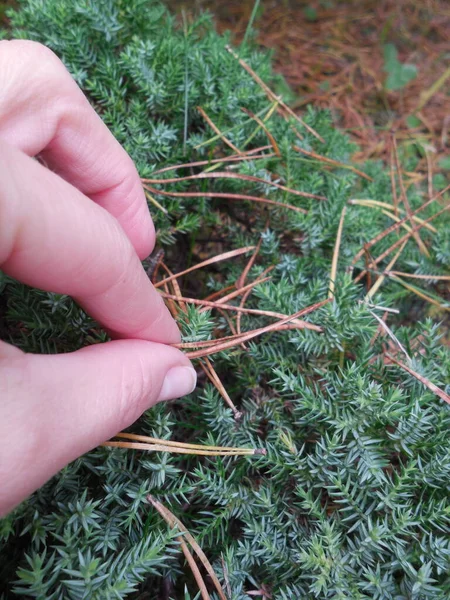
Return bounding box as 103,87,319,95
0,340,196,516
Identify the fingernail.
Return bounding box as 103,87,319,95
158,366,197,402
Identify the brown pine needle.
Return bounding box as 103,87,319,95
237,287,252,338
149,151,275,176
236,239,263,289
392,134,429,256
148,496,228,600
390,275,449,312
162,280,178,319
226,145,274,157
176,322,318,350
348,199,437,233
426,151,434,201
237,266,276,336
354,203,450,284
370,310,389,346
142,184,308,214
368,310,410,361
241,107,281,156
363,245,373,291
329,206,347,299
382,209,438,234
200,357,242,419
104,441,262,456
203,143,277,174
161,292,322,332
363,302,399,315
365,240,408,301
352,213,405,268
180,539,211,600
385,354,450,406
146,248,165,283
155,246,255,289
377,205,449,264
216,307,244,350
199,276,272,313
242,100,281,148
197,106,243,155
388,271,450,281
223,276,272,303
290,124,304,141
194,102,278,154
160,262,187,313
351,184,450,268
225,45,325,143
415,66,450,113
147,494,227,600
390,144,399,216
194,103,274,150
110,432,262,454
143,189,168,215
281,101,324,142
185,299,330,359
176,337,241,350
142,171,325,201
204,285,236,302
102,432,266,456
293,145,372,181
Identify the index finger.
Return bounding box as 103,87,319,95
0,39,153,259
0,142,180,344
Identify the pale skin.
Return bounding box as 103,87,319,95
0,40,197,516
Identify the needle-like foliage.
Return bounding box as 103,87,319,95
1,1,449,599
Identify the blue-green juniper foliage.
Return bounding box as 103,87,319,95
1,1,449,598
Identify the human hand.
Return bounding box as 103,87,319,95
0,40,196,516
